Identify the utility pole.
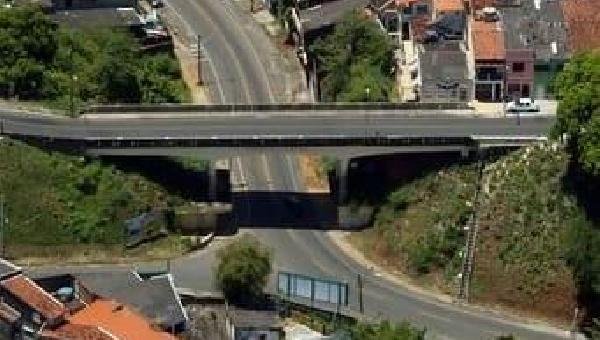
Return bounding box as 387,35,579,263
197,35,204,86
357,273,364,313
69,43,74,118
0,194,5,258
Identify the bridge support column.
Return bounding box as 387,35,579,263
336,158,349,205
460,146,470,159
208,161,218,202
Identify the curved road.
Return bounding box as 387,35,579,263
23,1,567,339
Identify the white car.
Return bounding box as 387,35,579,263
507,98,540,112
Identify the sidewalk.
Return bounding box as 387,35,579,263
234,0,312,103
141,1,211,104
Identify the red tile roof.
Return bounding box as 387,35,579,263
434,0,463,12
561,0,600,52
41,324,116,340
65,298,175,340
0,274,67,322
472,18,505,60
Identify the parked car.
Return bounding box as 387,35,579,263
151,0,164,8
507,98,540,112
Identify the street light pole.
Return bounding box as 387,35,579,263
197,35,204,86
0,194,4,257
365,87,370,140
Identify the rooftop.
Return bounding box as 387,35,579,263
0,274,67,322
229,308,282,329
369,0,416,10
66,298,176,340
561,0,600,53
472,18,505,60
77,272,187,330
0,258,21,280
500,0,568,61
0,302,21,325
420,42,469,80
433,0,463,13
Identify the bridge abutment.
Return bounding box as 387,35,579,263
208,161,218,202
336,158,350,205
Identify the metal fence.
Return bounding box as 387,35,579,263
277,271,348,306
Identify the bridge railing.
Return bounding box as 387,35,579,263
83,102,472,114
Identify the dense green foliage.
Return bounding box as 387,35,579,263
554,51,600,175
0,5,188,110
338,320,425,340
367,164,477,276
215,234,272,304
0,139,174,245
311,11,395,102
553,51,600,323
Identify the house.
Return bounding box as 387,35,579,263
226,308,284,340
41,298,177,340
492,0,568,99
369,0,432,43
499,6,534,99
471,8,505,101
0,274,68,331
0,259,180,339
35,270,189,333
418,41,471,102
0,302,22,339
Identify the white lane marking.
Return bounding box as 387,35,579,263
164,0,226,103
260,153,275,190
232,156,247,190
184,0,252,103
218,0,275,102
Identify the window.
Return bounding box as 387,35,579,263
415,4,428,15
512,62,525,73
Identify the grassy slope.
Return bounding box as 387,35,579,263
474,143,577,321
349,144,586,322
0,138,179,249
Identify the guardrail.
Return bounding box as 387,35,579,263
6,133,548,153
83,102,473,113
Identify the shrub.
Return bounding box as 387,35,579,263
215,234,272,304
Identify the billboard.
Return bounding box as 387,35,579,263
277,271,348,306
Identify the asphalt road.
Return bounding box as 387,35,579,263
0,113,554,139
15,0,566,339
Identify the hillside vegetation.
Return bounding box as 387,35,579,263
350,144,587,322
0,139,180,250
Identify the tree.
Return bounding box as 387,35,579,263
0,5,58,98
554,51,600,174
311,11,395,102
215,234,272,304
